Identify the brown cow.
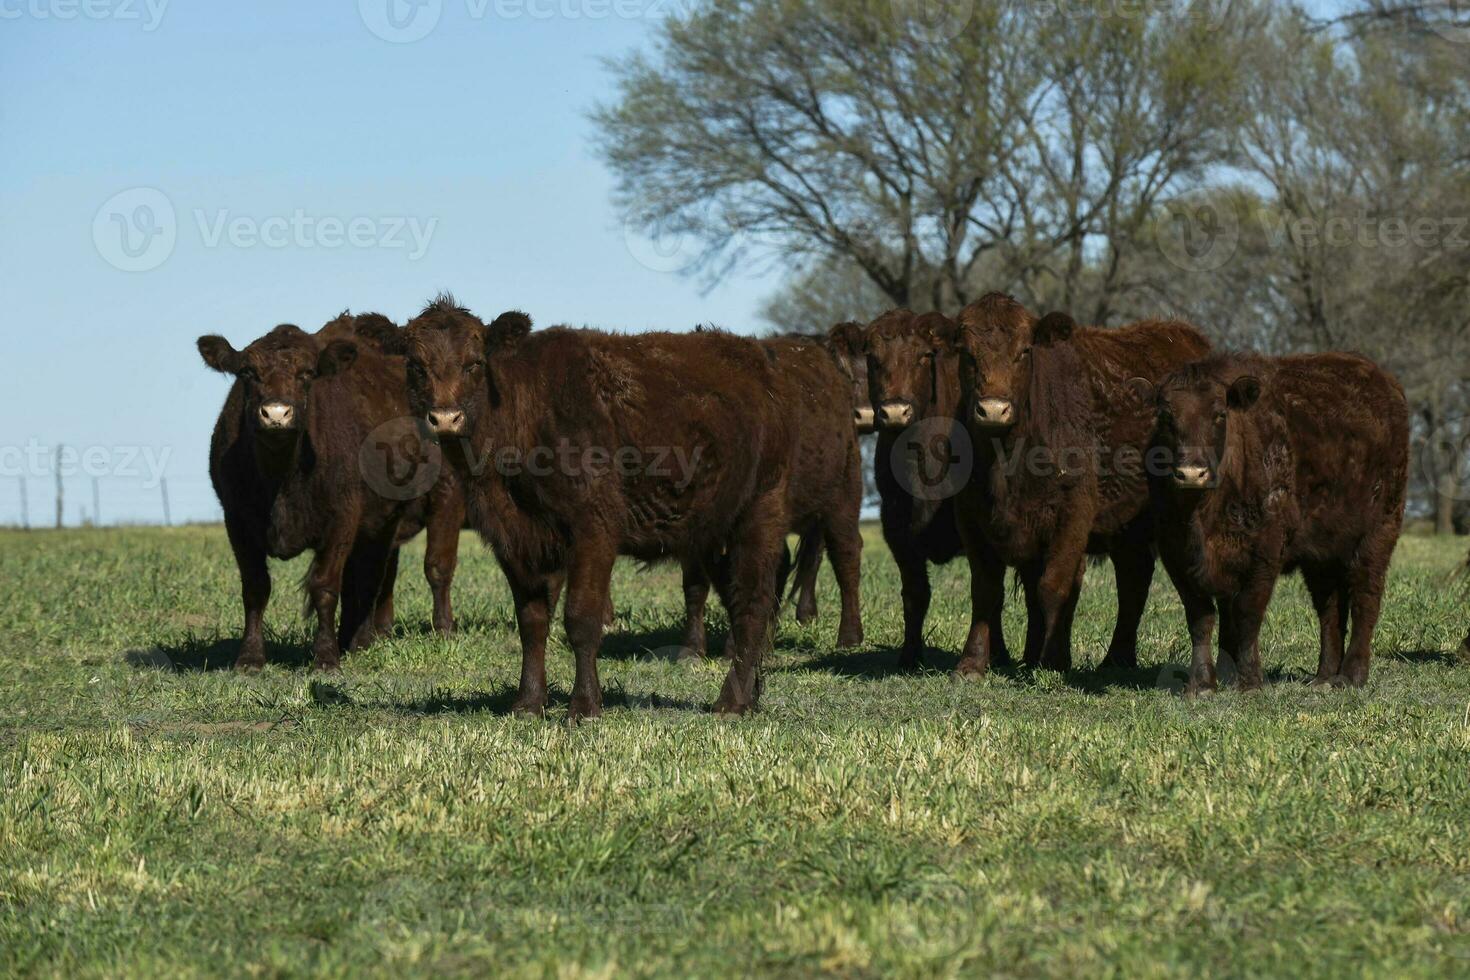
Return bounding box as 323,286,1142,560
316,311,467,640
679,332,864,656
1148,352,1408,693
199,315,450,670
841,309,1012,671
941,294,1211,676
402,298,792,719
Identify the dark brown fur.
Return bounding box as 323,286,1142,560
198,318,455,669
944,293,1211,675
402,298,794,719
679,334,865,656
850,309,1012,671
1150,352,1408,693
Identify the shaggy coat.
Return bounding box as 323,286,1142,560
200,318,445,670
680,332,865,656
842,309,1011,671
402,299,793,719
1150,352,1408,693
944,293,1211,675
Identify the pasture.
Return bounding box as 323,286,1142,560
2,524,1468,977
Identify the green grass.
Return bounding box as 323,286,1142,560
1,524,1468,978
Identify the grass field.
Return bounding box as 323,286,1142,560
1,524,1468,977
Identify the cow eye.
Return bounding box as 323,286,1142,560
1214,411,1227,424
464,361,484,375
1016,348,1031,362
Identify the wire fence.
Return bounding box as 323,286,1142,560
1,474,222,529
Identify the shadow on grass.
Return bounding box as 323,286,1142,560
384,683,706,716
596,624,727,662
1065,661,1312,695
1386,648,1459,666
129,638,313,672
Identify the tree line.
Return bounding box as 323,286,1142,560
594,0,1470,529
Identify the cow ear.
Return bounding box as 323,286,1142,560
827,321,867,357
317,339,359,377
197,335,243,374
920,314,960,351
1228,375,1261,410
1033,312,1076,347
486,311,532,355
1124,377,1156,407
352,314,405,355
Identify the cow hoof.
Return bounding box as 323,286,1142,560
897,650,924,673
1183,683,1216,700
568,695,602,722
1308,675,1335,689
795,604,818,627
511,695,547,718
712,697,752,718
677,644,706,663
837,626,864,649
434,621,457,637
312,657,341,673
1100,652,1137,671
953,657,988,680
234,654,265,673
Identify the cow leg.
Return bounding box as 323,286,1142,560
225,518,270,671
1303,567,1347,686
342,537,394,653
1102,538,1155,671
1339,557,1389,688
680,557,711,660
371,546,400,639
1178,584,1219,697
1226,573,1277,692
894,545,932,672
956,537,1007,678
424,492,462,635
792,526,824,626
564,538,617,721
306,517,360,672
508,571,555,717
1036,552,1086,673
713,490,787,716
823,517,864,649
1021,568,1044,669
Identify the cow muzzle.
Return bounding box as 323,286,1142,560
426,408,466,437
972,397,1014,429
876,401,915,429
1173,464,1213,490
853,406,876,434
258,402,296,430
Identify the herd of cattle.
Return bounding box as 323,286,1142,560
197,293,1410,717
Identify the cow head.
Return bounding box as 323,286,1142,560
317,309,405,354
863,309,958,431
403,294,531,441
1153,363,1261,491
197,324,354,435
827,321,875,433
947,293,1073,433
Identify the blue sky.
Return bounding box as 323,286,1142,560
0,0,772,526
